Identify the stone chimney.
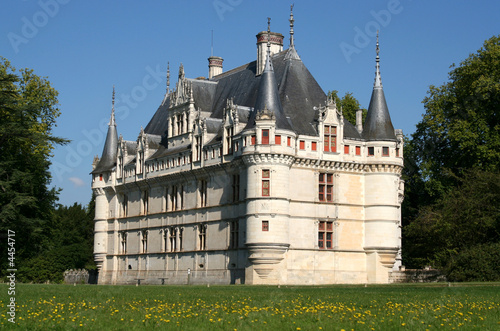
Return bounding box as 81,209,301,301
256,31,283,76
208,56,223,79
356,108,363,133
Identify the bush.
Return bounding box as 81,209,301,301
446,242,500,282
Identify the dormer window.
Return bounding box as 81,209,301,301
324,125,337,153
262,129,269,145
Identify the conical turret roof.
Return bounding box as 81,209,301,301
362,34,396,141
92,87,119,173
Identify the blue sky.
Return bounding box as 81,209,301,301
1,0,499,207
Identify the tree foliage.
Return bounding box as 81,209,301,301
329,90,367,125
0,57,69,280
403,35,500,278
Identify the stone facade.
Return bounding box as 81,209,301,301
91,13,404,285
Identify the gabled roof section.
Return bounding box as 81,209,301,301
362,34,396,141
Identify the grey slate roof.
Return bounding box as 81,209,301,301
248,47,293,131
92,112,118,174
143,47,365,142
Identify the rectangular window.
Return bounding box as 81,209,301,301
318,221,334,249
230,221,239,248
99,174,103,181
262,169,270,196
396,147,400,157
262,129,269,145
356,146,361,156
287,136,291,147
319,173,334,202
368,146,375,156
382,146,389,156
262,220,269,232
232,174,240,202
199,224,206,250
251,135,256,145
312,141,317,151
275,135,281,145
299,140,305,150
344,145,350,154
324,125,337,152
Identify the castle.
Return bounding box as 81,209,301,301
91,10,404,285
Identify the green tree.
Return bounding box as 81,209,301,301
329,90,367,125
403,35,500,274
0,57,68,278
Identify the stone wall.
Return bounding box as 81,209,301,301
63,269,98,284
390,268,446,283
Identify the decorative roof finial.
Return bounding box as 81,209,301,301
267,17,271,33
110,85,116,126
166,62,170,93
289,4,295,48
374,30,382,88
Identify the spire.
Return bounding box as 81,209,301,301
166,62,170,93
362,32,396,141
92,86,119,173
110,85,116,126
289,4,295,48
374,31,382,88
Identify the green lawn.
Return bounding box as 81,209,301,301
1,283,499,330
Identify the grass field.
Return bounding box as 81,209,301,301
1,283,499,330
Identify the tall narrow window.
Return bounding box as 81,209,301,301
382,146,389,156
120,231,127,254
142,190,149,215
262,169,270,196
199,180,208,207
299,140,305,150
171,186,177,211
356,146,361,156
195,136,202,161
169,228,177,252
199,224,207,250
324,125,337,152
318,221,334,249
141,230,148,253
368,146,375,156
122,194,128,217
99,174,103,181
179,228,183,251
262,129,269,145
287,136,291,147
262,220,269,231
275,135,281,145
225,127,233,154
312,141,317,151
319,173,334,202
232,174,240,202
396,147,400,157
230,221,239,248
251,135,256,145
163,229,168,252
